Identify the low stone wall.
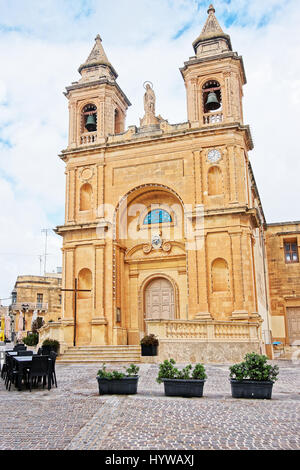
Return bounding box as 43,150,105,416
141,340,261,364
157,340,261,363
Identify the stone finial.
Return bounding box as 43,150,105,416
192,3,232,54
79,34,118,79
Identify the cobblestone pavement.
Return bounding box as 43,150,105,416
0,361,299,450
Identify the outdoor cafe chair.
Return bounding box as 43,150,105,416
28,356,52,392
49,351,58,388
5,355,18,391
13,344,27,351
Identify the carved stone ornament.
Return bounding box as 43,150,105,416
162,241,171,252
143,243,152,254
80,167,94,181
142,238,172,254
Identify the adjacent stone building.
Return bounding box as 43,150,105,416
40,5,299,361
11,272,62,336
265,222,300,347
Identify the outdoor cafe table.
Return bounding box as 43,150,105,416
13,356,33,391
12,354,48,391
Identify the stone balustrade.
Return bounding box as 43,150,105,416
203,112,223,125
80,132,97,145
145,319,260,342
12,302,48,312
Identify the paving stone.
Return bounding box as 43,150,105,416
0,360,299,450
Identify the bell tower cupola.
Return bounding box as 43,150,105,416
180,4,246,128
65,35,131,148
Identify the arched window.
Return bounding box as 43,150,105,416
202,80,222,114
81,104,97,133
80,183,92,211
211,258,229,292
114,108,122,134
208,166,223,196
143,209,172,225
78,268,92,299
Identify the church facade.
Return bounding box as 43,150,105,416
41,5,299,362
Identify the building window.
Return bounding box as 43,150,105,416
284,240,299,263
143,209,172,225
11,290,17,304
37,293,43,308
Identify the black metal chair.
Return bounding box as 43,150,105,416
13,344,27,351
49,351,58,388
41,346,52,356
1,352,9,380
17,351,33,356
5,355,18,391
27,356,52,391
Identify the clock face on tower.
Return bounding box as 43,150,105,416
207,149,221,163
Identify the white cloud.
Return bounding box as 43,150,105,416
0,0,299,302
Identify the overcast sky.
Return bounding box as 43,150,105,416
0,0,299,304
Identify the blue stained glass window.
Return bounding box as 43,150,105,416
143,209,172,225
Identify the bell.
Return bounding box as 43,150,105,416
85,114,97,132
205,91,221,111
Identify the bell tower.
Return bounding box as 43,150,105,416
181,4,246,128
65,34,131,148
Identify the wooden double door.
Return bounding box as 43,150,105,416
145,278,175,321
286,308,300,344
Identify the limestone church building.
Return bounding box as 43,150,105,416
41,5,300,362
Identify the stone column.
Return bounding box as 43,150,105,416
228,146,239,205
61,247,75,346
127,269,140,345
67,169,76,222
229,230,248,319
91,242,107,345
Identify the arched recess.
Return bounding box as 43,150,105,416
211,258,229,292
208,166,223,196
80,183,93,211
114,108,122,134
113,183,185,240
78,268,92,299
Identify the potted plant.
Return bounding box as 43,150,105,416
140,334,159,356
229,352,279,399
23,332,39,347
97,364,139,395
157,358,207,397
41,339,60,354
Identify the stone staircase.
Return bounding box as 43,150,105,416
57,345,142,364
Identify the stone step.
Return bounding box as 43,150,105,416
57,358,141,364
57,345,142,363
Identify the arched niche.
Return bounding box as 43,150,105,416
208,166,223,196
78,268,92,299
211,258,229,292
80,183,93,211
